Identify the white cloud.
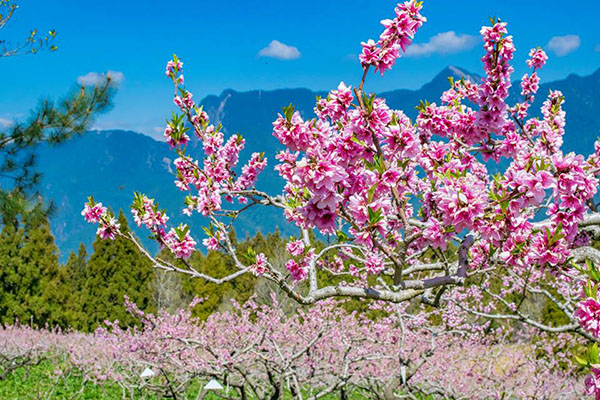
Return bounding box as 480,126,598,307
258,40,301,60
405,31,478,57
77,70,125,87
0,118,13,128
546,35,580,56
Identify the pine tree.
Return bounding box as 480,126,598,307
0,217,69,327
65,243,88,287
63,243,88,326
0,1,114,226
76,210,155,331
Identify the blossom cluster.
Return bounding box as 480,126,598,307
130,192,197,258
586,368,600,400
272,18,598,283
359,0,426,75
81,197,120,240
575,288,600,398
575,297,600,338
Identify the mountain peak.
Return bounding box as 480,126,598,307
434,66,480,84
416,66,481,95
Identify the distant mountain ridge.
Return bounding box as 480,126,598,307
37,66,600,260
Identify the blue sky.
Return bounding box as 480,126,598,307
1,0,599,140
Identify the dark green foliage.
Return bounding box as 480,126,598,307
182,249,256,320
161,228,294,319
62,243,89,326
73,210,155,331
0,217,69,327
65,243,88,287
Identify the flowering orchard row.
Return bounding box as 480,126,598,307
81,1,600,396
0,299,584,399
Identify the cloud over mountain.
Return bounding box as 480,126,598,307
405,31,478,57
546,35,580,56
258,40,301,60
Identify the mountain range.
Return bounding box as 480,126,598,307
36,66,600,260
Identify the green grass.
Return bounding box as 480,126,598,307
0,362,434,399
0,361,209,399
0,361,120,399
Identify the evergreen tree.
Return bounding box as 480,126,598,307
63,243,88,326
153,245,247,320
65,243,88,285
76,210,155,331
0,217,69,327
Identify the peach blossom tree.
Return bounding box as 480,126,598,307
82,1,600,396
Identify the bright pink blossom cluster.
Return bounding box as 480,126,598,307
164,225,196,258
575,297,600,339
359,0,426,75
131,193,169,230
81,201,106,223
477,20,515,140
81,197,120,240
526,47,548,69
164,60,267,217
249,253,268,276
286,239,305,256
129,192,197,258
586,368,600,400
285,259,307,281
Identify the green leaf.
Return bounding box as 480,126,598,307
574,354,589,366
592,343,599,364
584,280,598,300
351,136,366,147
243,247,257,264
282,103,295,121
550,222,565,245
367,207,383,226
367,183,378,203
415,99,430,113
336,230,350,243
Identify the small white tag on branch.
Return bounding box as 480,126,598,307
204,378,224,390
140,367,156,378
